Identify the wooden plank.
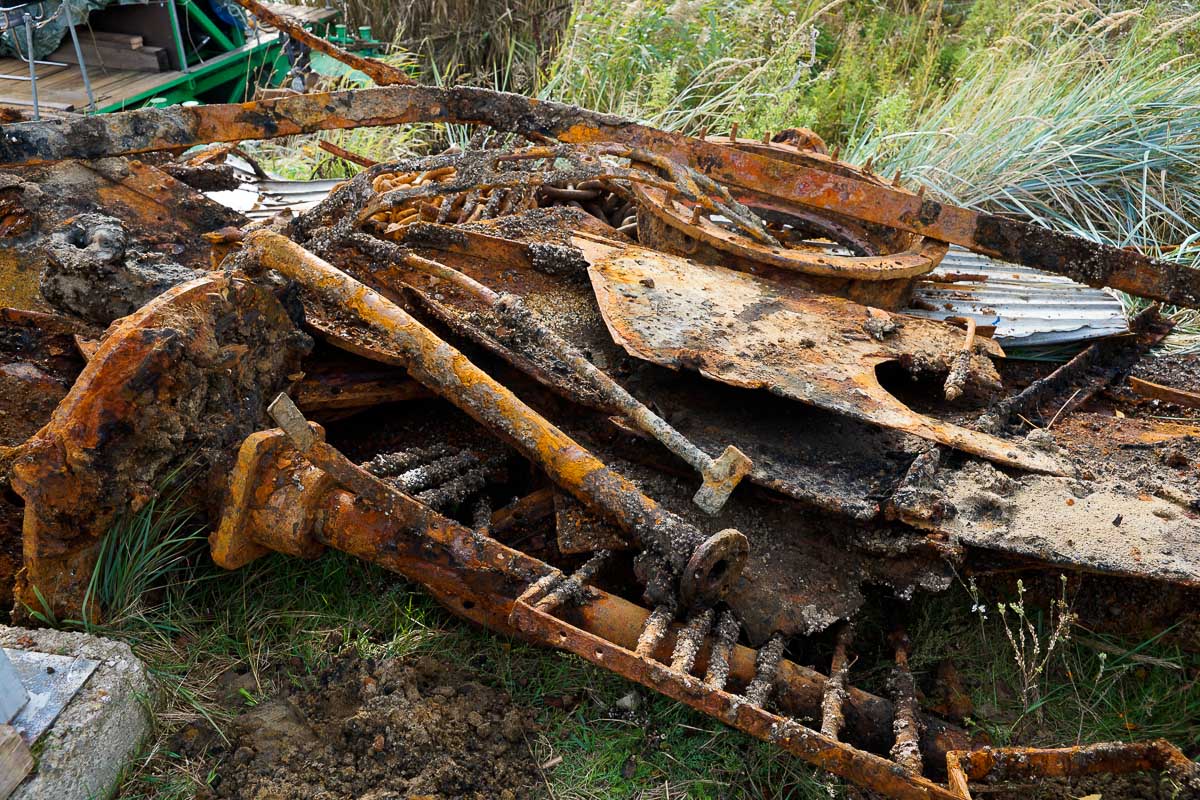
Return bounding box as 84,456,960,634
0,724,33,799
0,95,75,111
48,40,168,72
82,30,144,49
88,4,184,69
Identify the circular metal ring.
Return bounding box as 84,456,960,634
632,137,947,283
680,528,750,606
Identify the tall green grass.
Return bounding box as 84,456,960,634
542,0,1200,350
81,469,208,631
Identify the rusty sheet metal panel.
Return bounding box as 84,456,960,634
897,459,1200,587
579,237,1064,474
908,246,1129,347
893,411,1200,586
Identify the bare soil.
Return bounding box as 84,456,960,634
181,655,541,800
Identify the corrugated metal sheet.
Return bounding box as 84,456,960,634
208,172,1128,347
907,246,1128,347
206,161,342,221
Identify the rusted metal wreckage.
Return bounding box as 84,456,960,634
1,17,1199,798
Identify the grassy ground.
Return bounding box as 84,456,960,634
83,492,1198,799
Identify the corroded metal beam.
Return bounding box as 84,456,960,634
0,85,1195,306
228,0,414,87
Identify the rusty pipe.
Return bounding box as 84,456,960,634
241,230,747,605
2,85,1195,308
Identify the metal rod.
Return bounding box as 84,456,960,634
244,231,748,606
820,623,854,740
635,605,675,658
397,251,751,514
889,630,924,775
703,611,741,690
744,633,786,707
165,0,190,74
669,608,714,674
61,1,95,112
22,14,36,120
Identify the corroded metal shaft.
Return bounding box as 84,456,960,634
243,231,747,605
397,252,751,513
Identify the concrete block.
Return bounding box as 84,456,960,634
0,626,153,800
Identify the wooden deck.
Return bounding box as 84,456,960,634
0,55,190,111
0,3,336,112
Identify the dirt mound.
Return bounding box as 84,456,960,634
200,655,541,800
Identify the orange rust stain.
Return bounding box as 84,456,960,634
0,247,47,310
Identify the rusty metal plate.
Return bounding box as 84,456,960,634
896,459,1200,588
580,238,1064,474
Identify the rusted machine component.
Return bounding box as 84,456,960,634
203,410,1045,800
634,184,945,309
239,232,748,605
634,134,948,309
7,272,309,618
2,84,1196,309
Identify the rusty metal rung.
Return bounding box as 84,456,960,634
703,610,741,689
390,451,479,494
471,495,492,531
820,623,854,740
414,456,505,512
744,633,786,707
534,549,611,612
362,444,454,477
515,572,562,609
669,608,715,675
889,632,924,776
635,604,675,658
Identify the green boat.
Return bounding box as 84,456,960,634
0,0,378,115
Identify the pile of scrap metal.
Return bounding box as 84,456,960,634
1,14,1199,799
